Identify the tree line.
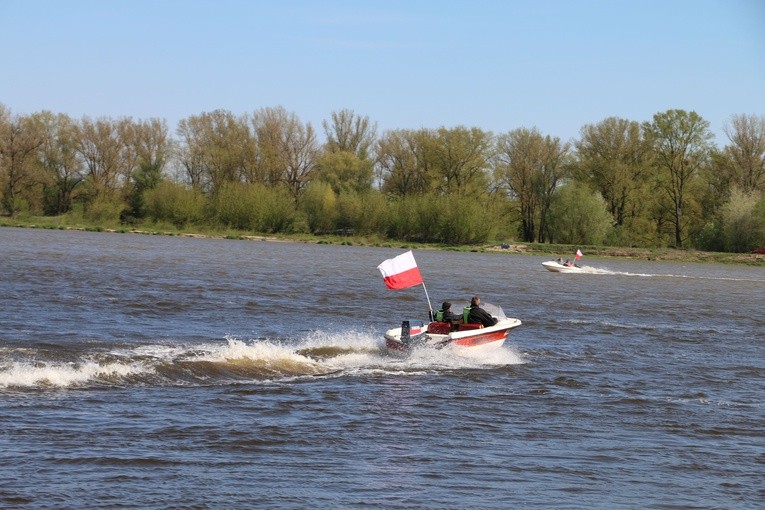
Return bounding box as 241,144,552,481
1,102,764,252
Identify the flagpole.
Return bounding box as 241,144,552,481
421,281,434,321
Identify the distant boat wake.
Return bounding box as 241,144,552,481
555,265,764,282
549,265,653,277
0,332,524,390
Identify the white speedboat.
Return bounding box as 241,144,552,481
384,304,522,353
542,260,583,273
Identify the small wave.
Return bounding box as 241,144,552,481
653,274,765,283
0,330,524,390
561,317,735,336
0,360,152,388
573,266,655,277
545,262,764,281
572,266,764,282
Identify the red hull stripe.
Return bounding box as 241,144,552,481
383,266,423,290
453,330,509,346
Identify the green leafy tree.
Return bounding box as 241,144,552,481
494,127,570,243
377,129,433,196
258,185,296,233
385,194,431,241
436,194,495,244
315,150,374,195
643,110,713,247
429,126,493,197
144,181,207,228
210,181,294,232
318,110,377,196
574,117,652,226
720,189,765,252
547,181,613,244
383,193,494,244
335,191,362,233
333,190,387,235
535,136,570,243
299,181,336,233
83,194,125,223
211,181,259,230
494,128,539,242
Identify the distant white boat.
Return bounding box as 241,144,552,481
542,260,584,273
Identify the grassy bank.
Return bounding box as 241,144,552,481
3,215,764,266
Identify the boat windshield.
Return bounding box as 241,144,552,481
446,302,507,321
481,303,506,319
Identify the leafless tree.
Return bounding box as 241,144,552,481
250,106,318,201
322,109,377,159
377,129,431,196
720,114,765,193
176,110,252,193
75,116,128,198
37,112,83,214
0,107,45,215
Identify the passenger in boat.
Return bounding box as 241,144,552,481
564,259,573,267
556,258,563,264
467,295,498,327
435,301,459,323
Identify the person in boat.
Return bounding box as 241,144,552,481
556,258,563,264
467,295,498,327
564,259,573,267
435,301,459,323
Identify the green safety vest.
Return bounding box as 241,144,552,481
435,310,444,321
463,307,471,323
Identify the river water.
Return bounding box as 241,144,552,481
1,228,763,509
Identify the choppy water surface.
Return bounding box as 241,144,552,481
2,228,763,509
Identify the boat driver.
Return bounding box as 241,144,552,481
467,295,498,327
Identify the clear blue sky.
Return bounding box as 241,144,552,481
1,0,763,145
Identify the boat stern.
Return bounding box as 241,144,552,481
384,320,427,352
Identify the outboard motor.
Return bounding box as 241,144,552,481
400,320,411,343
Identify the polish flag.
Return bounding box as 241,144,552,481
575,249,583,260
377,251,424,290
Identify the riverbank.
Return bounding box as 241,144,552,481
3,217,764,266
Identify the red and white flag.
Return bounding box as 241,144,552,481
377,251,423,290
575,249,583,260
